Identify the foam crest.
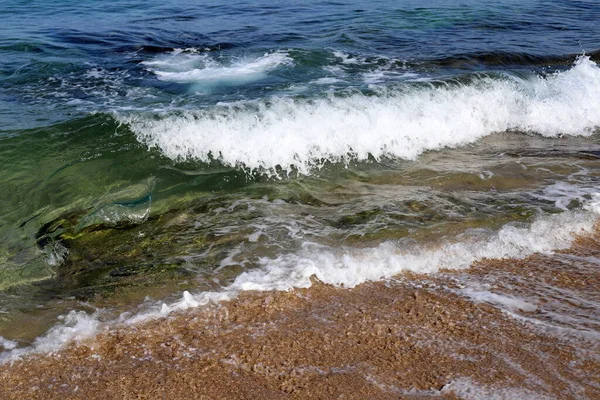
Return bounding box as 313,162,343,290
136,203,599,321
228,208,596,291
142,50,293,84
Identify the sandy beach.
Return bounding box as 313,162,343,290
1,233,599,399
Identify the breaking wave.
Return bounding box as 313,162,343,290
121,57,600,174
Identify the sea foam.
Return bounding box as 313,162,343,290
224,201,600,292
122,57,600,174
142,50,293,85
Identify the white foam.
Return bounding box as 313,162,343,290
122,57,600,174
332,51,365,65
0,337,17,350
535,180,599,211
441,378,553,400
312,77,342,85
142,51,293,85
362,70,419,84
1,310,100,362
461,286,538,312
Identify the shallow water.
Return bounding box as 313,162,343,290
1,0,600,354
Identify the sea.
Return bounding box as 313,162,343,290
1,0,600,361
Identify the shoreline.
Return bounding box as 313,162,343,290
1,234,599,399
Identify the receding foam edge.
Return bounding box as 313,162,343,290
2,195,600,362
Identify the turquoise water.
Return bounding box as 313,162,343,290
1,0,600,348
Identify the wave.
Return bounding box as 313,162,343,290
223,201,600,291
3,195,600,362
141,50,293,85
121,56,600,174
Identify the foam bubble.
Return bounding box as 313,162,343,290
123,57,600,174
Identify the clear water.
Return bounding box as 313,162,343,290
1,0,600,349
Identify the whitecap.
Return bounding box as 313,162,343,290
122,57,600,174
142,50,293,85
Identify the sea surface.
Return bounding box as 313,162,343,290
1,0,600,357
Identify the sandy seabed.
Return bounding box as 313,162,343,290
1,234,599,399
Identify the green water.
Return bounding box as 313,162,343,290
1,111,599,342
2,0,600,347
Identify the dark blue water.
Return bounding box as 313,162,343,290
1,0,600,353
2,0,599,130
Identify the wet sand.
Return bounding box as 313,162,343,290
1,235,599,399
